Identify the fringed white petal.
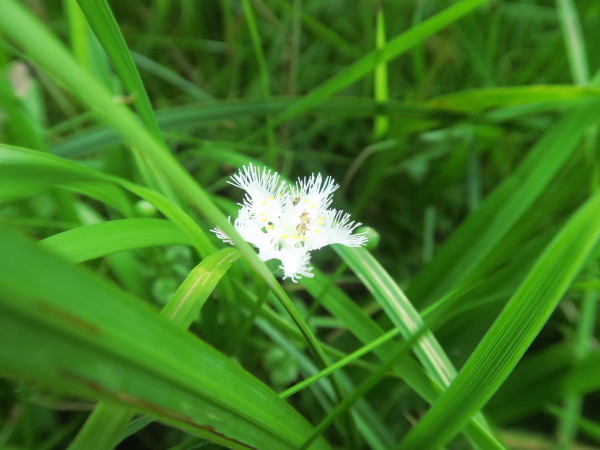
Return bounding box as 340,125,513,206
213,165,368,282
293,173,338,211
229,163,287,202
210,226,233,245
305,209,367,251
279,248,314,283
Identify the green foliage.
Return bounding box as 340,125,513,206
0,0,599,449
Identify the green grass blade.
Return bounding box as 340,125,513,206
257,317,393,450
268,0,360,58
280,328,402,399
335,245,495,440
301,272,504,449
69,247,240,450
40,219,191,262
75,0,177,199
131,52,213,102
268,0,491,126
300,340,412,450
67,402,135,450
0,0,327,375
76,0,161,139
373,7,390,138
240,0,277,165
335,247,456,389
428,85,600,112
0,145,210,256
558,284,598,445
51,98,463,158
0,144,133,214
556,0,590,85
555,2,593,444
399,193,600,449
161,248,240,328
407,100,600,306
0,66,47,151
0,229,330,450
50,87,600,159
549,404,600,446
65,0,111,85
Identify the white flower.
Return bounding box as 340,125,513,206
212,164,368,282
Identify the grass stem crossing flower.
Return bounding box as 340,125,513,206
212,164,367,282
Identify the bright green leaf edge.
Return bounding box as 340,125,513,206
40,218,191,262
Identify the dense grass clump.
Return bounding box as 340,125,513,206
0,1,599,449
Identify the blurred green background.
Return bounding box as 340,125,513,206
1,0,599,449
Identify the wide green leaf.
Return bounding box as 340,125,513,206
69,247,241,450
0,229,329,450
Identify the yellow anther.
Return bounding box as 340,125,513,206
269,196,274,200
259,212,264,216
315,229,321,234
304,199,309,203
311,204,316,208
276,193,282,197
262,218,267,222
261,201,267,205
267,225,273,230
301,236,307,241
293,235,299,239
282,234,288,239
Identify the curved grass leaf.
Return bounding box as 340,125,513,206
75,0,178,199
0,229,329,450
334,246,457,388
399,193,600,449
69,247,241,450
0,145,211,257
161,247,241,328
0,0,329,378
40,218,191,262
428,85,600,112
51,98,464,158
301,272,504,449
76,0,161,139
407,97,600,307
268,0,491,126
0,144,132,214
334,245,495,445
131,52,213,101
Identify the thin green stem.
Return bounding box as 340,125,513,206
280,327,402,399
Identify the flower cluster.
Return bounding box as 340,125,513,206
212,164,367,282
